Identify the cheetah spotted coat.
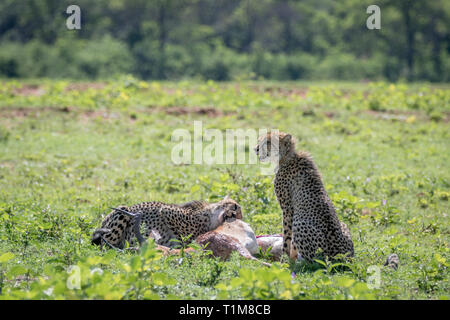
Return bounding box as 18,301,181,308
92,198,242,249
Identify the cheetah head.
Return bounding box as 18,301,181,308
91,206,135,249
254,131,294,162
91,226,127,249
91,228,112,246
209,196,243,230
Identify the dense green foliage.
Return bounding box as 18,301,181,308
0,0,448,81
0,78,448,299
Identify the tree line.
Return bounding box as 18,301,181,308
0,0,448,81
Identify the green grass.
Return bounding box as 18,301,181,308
0,77,448,299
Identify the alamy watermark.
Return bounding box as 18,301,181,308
66,5,380,31
66,5,81,30
367,5,381,30
367,265,381,289
171,121,278,175
66,265,80,290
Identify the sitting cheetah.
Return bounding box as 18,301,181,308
91,196,242,250
255,132,354,262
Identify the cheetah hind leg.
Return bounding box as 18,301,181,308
291,220,327,263
145,224,179,248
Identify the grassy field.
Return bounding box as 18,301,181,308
0,78,448,299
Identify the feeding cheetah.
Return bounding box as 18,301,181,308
255,131,354,262
91,196,242,250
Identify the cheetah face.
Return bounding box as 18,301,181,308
91,228,113,246
254,136,272,162
255,132,293,163
209,197,243,230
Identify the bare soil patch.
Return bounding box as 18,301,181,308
161,106,228,117
12,84,46,97
0,106,125,124
364,109,428,122
0,106,70,118
65,82,107,92
250,85,309,98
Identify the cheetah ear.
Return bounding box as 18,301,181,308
224,194,230,201
282,134,292,142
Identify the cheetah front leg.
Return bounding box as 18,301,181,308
281,207,294,257
289,240,299,260
274,197,294,257
275,183,294,257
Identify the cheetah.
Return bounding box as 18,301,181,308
91,196,242,250
254,131,354,262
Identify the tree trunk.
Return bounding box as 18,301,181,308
157,2,167,79
403,4,415,81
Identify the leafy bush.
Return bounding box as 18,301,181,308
0,36,134,79
1,241,177,299
215,264,377,300
0,40,410,81
317,53,384,81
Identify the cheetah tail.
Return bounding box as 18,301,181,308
384,253,399,270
